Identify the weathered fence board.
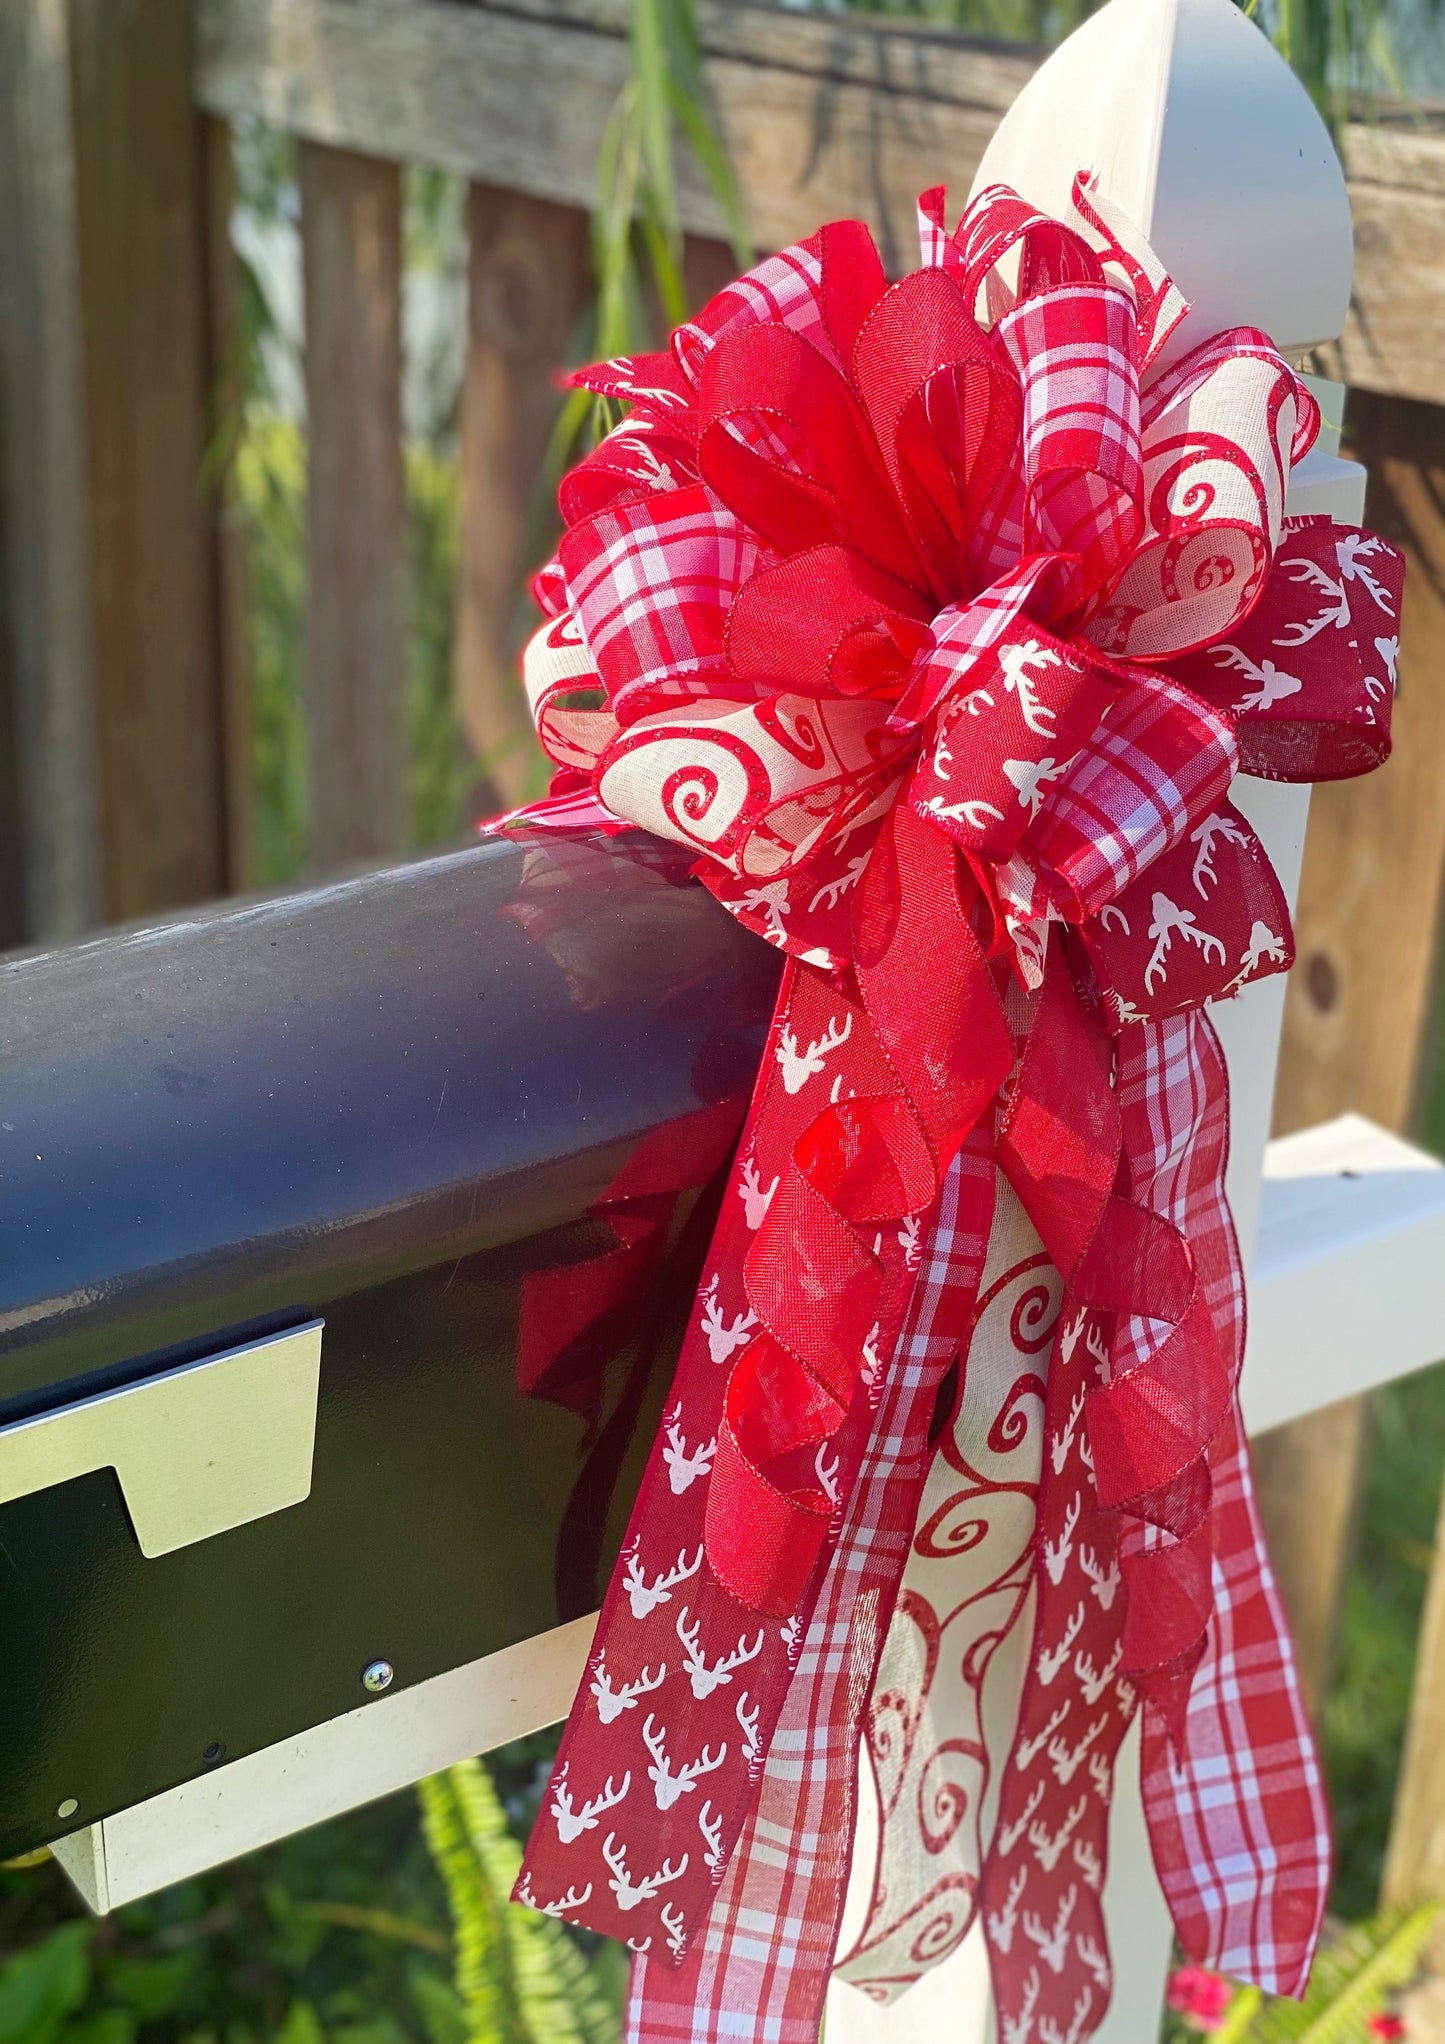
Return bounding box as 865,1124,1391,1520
1324,127,1445,413
69,0,230,923
188,0,1043,274
299,142,407,870
455,185,589,811
0,0,104,943
193,0,1445,404
1348,393,1445,1909
0,0,233,942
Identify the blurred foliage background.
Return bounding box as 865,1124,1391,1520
7,0,1445,2038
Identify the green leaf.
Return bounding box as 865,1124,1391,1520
0,1922,93,2044
665,75,750,267
61,2012,136,2044
273,2004,326,2044
1215,1986,1265,2044
631,0,680,268
418,1761,624,2044
408,1967,470,2044
327,2022,413,2044
417,1771,522,2044
101,1950,200,2022
447,1759,595,2044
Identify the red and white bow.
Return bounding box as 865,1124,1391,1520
505,176,1401,2044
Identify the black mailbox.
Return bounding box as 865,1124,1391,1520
0,831,778,1893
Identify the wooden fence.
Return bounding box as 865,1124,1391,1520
4,0,1445,1921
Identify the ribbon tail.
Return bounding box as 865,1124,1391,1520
833,1172,1057,2001
1128,1018,1328,1995
629,1132,998,2043
1139,1407,1329,1996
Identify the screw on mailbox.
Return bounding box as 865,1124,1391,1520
361,1660,394,1694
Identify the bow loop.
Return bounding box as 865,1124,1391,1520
1081,801,1295,1028
560,483,769,719
995,282,1144,608
1172,516,1402,780
1088,332,1317,660
849,267,1023,598
1025,677,1238,922
1068,171,1191,371
696,323,924,586
725,544,931,698
909,617,1127,865
950,182,1106,316
597,693,907,881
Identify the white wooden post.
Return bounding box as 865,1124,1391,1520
826,2,1367,2039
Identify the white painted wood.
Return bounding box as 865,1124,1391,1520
826,5,1369,2039
1247,1118,1445,1435
965,0,1351,367
0,1321,322,1557
1213,436,1366,1275
51,1613,598,1911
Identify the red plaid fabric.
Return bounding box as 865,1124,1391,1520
1029,678,1238,918
675,241,832,381
917,186,950,271
994,284,1143,588
1118,1015,1329,1994
628,1127,999,2044
560,485,770,718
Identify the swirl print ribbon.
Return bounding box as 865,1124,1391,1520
505,177,1402,2043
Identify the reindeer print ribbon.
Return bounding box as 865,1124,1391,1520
503,176,1401,2042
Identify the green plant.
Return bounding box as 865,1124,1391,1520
417,1762,622,2044
0,1738,578,2044
1164,1906,1444,2043
0,1922,93,2044
547,0,751,474
1253,1907,1440,2039
234,413,468,887
820,0,1437,134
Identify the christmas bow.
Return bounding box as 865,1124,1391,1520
505,177,1401,2044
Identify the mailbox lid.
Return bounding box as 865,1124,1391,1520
0,829,778,1410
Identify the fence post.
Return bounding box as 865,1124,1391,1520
0,0,233,939
299,142,406,871
453,185,589,812
68,0,230,920
1321,393,1445,1910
